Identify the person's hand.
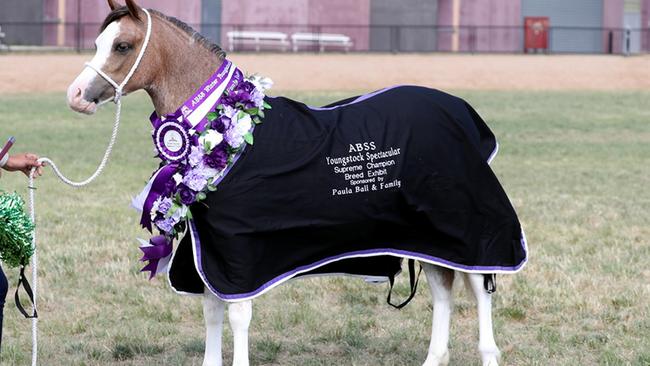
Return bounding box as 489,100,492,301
3,153,45,178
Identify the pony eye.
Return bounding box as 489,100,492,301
114,42,132,53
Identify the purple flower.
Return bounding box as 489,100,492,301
205,143,228,170
223,83,256,109
182,169,208,192
212,115,230,133
222,105,238,119
158,197,173,215
188,146,204,167
251,89,265,108
162,179,178,198
155,217,175,234
237,80,256,94
178,184,196,205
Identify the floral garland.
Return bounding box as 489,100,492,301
137,74,272,278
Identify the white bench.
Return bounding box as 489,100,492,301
226,31,289,52
291,32,353,52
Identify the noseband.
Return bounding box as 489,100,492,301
84,8,153,103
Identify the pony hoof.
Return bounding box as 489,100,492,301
481,349,500,366
422,350,450,366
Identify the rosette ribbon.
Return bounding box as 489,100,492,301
138,235,173,279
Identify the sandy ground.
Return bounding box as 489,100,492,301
0,53,649,94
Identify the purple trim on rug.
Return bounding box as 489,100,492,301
267,85,406,111
307,85,404,111
190,218,528,302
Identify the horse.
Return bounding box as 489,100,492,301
66,1,527,365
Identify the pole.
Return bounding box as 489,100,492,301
76,0,82,53
57,0,66,46
451,0,461,52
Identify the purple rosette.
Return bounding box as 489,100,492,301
153,115,192,162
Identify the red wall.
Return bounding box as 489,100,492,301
438,0,521,52
460,0,521,52
221,0,370,51
44,0,201,48
643,0,650,51
603,0,624,53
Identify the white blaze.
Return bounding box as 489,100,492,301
66,21,121,107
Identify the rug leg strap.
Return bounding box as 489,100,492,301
15,264,38,319
386,259,423,309
483,273,497,294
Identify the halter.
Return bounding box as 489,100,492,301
84,8,153,104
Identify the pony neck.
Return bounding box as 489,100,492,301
144,16,225,116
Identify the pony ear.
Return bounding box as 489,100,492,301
107,0,120,11
125,0,142,21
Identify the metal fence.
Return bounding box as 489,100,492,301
1,22,648,55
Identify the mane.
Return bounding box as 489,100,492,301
100,7,227,60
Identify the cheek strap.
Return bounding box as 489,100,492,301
84,7,153,104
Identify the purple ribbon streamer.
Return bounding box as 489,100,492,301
140,164,178,232
140,235,173,279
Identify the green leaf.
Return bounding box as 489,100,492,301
253,117,262,125
186,210,193,220
263,101,272,109
207,184,217,192
243,132,254,145
258,110,265,118
206,112,219,122
167,201,181,218
216,104,224,110
238,110,246,119
196,192,207,201
246,107,259,115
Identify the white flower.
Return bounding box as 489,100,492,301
249,75,274,92
222,105,239,119
199,130,224,150
171,204,188,222
225,114,253,148
173,173,183,185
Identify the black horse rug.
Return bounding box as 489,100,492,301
168,85,528,301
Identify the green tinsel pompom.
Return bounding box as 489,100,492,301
0,192,35,268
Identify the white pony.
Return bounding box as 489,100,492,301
66,1,519,365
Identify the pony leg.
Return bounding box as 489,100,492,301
229,300,252,366
203,290,225,366
466,274,500,366
422,263,454,366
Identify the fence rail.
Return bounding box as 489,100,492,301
0,22,648,55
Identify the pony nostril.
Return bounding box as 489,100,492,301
74,88,83,99
92,98,99,104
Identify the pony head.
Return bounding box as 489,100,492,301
67,0,155,114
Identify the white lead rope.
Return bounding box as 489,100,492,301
25,9,152,365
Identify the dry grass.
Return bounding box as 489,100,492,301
1,53,650,95
0,89,648,365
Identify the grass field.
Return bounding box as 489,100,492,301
0,90,648,365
